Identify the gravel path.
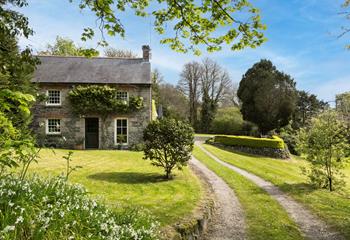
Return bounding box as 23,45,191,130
190,156,246,240
196,142,344,240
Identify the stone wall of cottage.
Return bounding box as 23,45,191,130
31,83,152,149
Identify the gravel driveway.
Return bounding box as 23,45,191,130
190,156,246,240
196,142,344,240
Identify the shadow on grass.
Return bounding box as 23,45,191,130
278,182,318,194
87,172,168,184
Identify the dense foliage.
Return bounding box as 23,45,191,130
297,110,349,191
38,36,99,57
72,0,266,55
210,107,243,135
0,175,158,239
237,59,297,134
215,135,285,149
336,91,350,125
0,0,40,173
68,85,144,117
158,83,189,121
292,90,328,130
143,118,194,179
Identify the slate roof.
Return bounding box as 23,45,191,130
32,56,151,85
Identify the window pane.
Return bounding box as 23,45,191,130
47,119,61,134
47,90,61,105
116,91,128,101
116,119,127,143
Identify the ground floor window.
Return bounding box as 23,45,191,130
115,119,128,144
46,119,61,134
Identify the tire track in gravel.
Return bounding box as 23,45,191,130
190,156,246,240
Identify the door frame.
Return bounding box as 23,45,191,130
85,117,99,149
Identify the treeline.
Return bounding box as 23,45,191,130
153,59,329,141
153,58,241,134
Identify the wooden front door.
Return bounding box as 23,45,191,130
85,118,99,149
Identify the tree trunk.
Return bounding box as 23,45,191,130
165,168,172,179
328,177,333,192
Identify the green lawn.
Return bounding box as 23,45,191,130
193,146,303,240
201,143,350,238
27,149,202,226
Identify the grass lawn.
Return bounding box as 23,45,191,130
201,143,350,238
193,146,303,240
27,149,202,227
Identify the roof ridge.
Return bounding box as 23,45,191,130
36,55,144,60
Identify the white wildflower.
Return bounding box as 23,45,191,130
2,225,15,233
15,216,24,224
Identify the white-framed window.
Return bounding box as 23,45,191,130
46,119,61,135
115,118,128,144
116,91,128,101
46,90,61,106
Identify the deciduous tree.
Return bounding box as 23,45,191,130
0,0,39,172
159,83,188,121
297,110,349,191
71,0,266,55
200,58,231,132
178,61,201,128
292,90,328,129
39,36,99,57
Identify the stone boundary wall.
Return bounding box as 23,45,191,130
210,142,290,159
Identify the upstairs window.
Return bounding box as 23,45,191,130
116,91,128,101
46,90,61,106
115,119,128,144
46,119,61,134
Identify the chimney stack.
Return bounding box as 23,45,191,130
142,45,151,61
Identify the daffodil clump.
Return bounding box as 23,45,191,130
0,175,159,240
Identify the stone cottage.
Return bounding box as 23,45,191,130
31,46,152,149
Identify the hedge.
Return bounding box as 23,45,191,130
214,135,285,149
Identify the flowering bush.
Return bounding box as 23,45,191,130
0,175,159,240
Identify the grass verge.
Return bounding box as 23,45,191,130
202,143,350,238
27,149,202,226
193,146,303,240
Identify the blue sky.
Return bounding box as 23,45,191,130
17,0,350,102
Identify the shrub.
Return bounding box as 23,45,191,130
143,118,194,179
297,110,349,191
210,107,243,135
279,125,298,155
240,121,260,137
0,175,159,240
214,135,285,149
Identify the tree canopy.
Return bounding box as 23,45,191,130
0,0,39,171
297,110,349,191
237,59,297,134
292,90,328,129
39,36,99,57
70,0,266,55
